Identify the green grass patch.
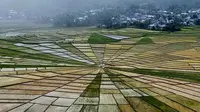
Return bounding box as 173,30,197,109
110,68,200,83
88,33,120,44
142,96,178,112
81,74,101,97
136,37,154,45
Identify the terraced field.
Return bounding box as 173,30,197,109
0,26,200,112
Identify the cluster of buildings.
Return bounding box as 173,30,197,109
74,7,200,30
147,9,200,30
111,8,200,30
76,9,105,21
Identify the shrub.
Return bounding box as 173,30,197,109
136,37,154,45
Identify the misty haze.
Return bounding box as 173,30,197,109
0,0,200,112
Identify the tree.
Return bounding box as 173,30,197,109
127,4,139,15
54,13,77,27
140,3,158,14
195,19,200,25
96,9,118,28
191,14,198,19
163,23,181,32
132,20,151,29
167,5,184,14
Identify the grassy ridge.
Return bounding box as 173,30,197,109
88,33,120,44
136,37,154,45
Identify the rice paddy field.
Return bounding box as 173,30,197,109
0,24,200,112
